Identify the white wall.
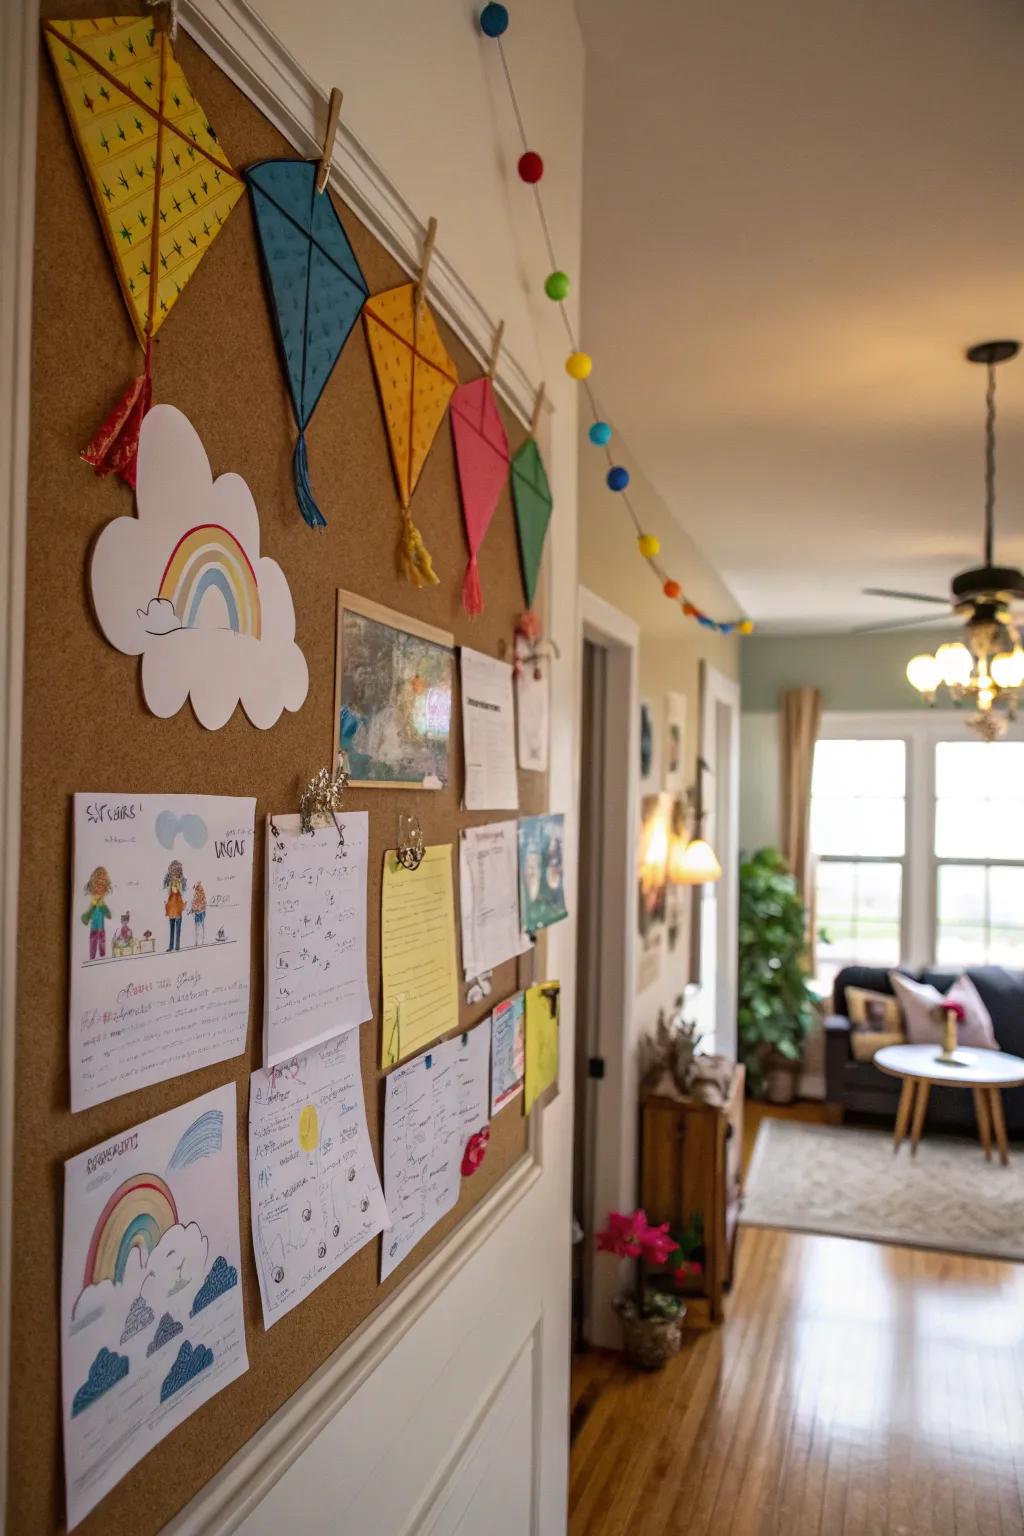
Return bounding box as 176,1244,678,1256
169,2,586,1531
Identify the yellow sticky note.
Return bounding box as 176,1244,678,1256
381,845,459,1068
298,1103,319,1153
524,981,560,1114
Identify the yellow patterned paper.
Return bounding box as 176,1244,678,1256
363,283,459,509
43,16,243,347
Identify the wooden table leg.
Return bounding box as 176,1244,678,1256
988,1087,1009,1166
973,1087,992,1161
910,1080,930,1155
893,1078,915,1151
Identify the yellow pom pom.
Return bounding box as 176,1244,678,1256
738,619,755,635
637,534,660,559
565,350,592,380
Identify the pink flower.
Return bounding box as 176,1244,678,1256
596,1210,645,1257
945,1000,965,1021
461,1125,491,1177
673,1259,703,1287
637,1221,677,1266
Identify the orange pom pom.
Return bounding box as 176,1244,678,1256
663,579,681,600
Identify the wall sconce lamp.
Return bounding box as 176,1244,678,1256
668,759,722,886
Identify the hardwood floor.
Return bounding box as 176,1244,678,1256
569,1103,1024,1535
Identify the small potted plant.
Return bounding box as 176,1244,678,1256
595,1209,703,1371
737,847,817,1101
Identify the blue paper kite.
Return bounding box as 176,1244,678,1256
246,159,369,528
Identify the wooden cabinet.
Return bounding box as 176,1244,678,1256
640,1064,745,1323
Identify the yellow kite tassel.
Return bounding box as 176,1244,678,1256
398,507,439,587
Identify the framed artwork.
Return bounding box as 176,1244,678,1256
333,591,454,788
637,792,672,989
639,698,659,792
664,691,687,794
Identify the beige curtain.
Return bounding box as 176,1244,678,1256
779,686,821,962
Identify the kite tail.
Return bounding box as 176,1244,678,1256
462,553,484,616
293,432,328,530
398,507,439,587
81,339,153,488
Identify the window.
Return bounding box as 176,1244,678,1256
935,742,1024,966
811,739,906,987
806,722,1024,987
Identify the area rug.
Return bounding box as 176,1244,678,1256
742,1118,1024,1262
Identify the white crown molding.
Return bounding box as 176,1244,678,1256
0,0,38,1514
180,0,541,428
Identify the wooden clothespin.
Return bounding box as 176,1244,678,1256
487,319,505,382
530,382,545,438
415,216,438,315
316,87,343,194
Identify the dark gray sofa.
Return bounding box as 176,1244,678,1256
825,964,1024,1136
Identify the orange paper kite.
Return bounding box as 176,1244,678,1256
363,284,459,586
43,15,245,485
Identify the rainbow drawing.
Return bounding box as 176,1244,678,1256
83,1174,179,1288
157,523,262,639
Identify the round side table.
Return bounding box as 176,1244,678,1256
874,1043,1024,1165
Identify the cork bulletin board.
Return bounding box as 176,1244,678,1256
9,8,546,1532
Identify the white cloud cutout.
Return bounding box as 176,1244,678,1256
91,404,309,730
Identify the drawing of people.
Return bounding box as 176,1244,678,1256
81,867,113,961
162,859,187,952
189,880,207,946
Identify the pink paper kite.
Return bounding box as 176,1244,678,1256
450,376,510,615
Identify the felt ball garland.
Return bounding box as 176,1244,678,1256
477,4,752,637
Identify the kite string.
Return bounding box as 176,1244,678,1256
489,26,750,635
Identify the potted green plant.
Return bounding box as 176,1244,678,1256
595,1209,703,1370
738,847,817,1102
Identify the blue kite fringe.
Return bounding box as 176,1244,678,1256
293,432,327,530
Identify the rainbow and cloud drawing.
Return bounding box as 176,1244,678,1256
90,404,308,730
68,1108,239,1416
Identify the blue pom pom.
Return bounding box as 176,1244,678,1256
480,3,509,37
606,465,629,492
589,420,612,446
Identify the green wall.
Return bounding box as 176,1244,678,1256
741,627,964,712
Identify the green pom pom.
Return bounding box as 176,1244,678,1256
544,270,570,301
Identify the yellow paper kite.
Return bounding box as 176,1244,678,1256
363,284,459,586
43,15,244,485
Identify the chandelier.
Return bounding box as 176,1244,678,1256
904,340,1024,741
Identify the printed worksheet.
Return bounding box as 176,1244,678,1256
460,647,519,810
459,821,526,978
380,845,460,1067
380,1018,491,1281
249,1031,388,1327
69,793,255,1111
491,992,526,1114
264,812,372,1067
61,1084,247,1530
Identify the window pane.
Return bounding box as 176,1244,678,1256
935,741,1024,858
815,858,901,976
812,739,905,798
936,863,1024,966
811,740,906,857
937,863,985,926
936,925,989,968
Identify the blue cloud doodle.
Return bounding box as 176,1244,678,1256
120,1294,155,1345
146,1311,183,1357
159,1340,213,1402
190,1255,237,1317
167,1109,223,1171
71,1347,129,1416
155,810,208,851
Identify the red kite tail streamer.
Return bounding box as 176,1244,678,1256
462,552,484,616
81,338,153,488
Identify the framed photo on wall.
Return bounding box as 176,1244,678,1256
664,691,687,794
333,591,454,789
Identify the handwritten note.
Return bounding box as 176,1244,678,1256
459,821,526,979
380,1018,491,1280
249,1031,388,1327
461,647,519,811
69,793,255,1111
525,981,560,1113
264,813,371,1068
491,991,526,1114
516,663,549,772
380,844,459,1067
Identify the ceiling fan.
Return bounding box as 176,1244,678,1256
855,339,1024,639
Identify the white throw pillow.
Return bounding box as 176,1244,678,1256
889,972,998,1050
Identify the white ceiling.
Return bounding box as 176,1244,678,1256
576,0,1024,632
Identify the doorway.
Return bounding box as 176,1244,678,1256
572,590,639,1349
695,662,741,1060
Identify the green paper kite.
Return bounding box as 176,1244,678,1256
511,435,553,612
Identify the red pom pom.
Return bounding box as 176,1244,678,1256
683,601,697,617
518,151,544,184
663,579,681,600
